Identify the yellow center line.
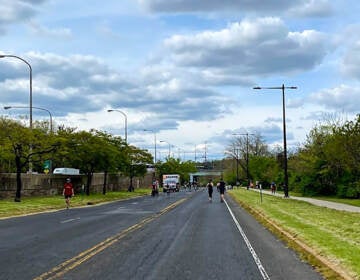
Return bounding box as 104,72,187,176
33,198,187,280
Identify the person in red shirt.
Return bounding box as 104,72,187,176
63,178,74,209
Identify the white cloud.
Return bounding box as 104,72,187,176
288,0,333,17
309,85,360,113
138,0,332,16
163,18,329,76
28,21,72,38
0,0,47,30
341,41,360,80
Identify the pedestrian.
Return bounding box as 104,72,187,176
219,178,226,203
206,179,213,202
63,178,74,209
270,181,276,194
151,180,159,196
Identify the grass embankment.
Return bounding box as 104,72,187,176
0,189,151,219
228,189,360,280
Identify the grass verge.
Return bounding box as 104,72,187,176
0,189,151,219
228,188,360,280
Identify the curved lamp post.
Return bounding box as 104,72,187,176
143,129,157,163
4,106,53,133
0,55,32,129
1,54,33,173
107,109,127,144
253,84,297,198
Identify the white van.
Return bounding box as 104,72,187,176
53,168,80,175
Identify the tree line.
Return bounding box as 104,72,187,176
224,114,360,198
0,117,197,202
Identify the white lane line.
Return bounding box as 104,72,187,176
61,217,81,224
224,199,270,280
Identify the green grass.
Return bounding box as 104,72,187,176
229,189,360,280
0,189,151,219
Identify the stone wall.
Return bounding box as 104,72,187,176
0,172,154,199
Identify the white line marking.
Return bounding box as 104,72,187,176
224,199,270,280
61,217,81,224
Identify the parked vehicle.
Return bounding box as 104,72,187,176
53,168,80,175
162,174,180,192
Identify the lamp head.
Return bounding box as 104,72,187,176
4,106,11,110
107,109,114,112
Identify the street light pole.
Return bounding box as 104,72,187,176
4,106,53,133
253,84,297,198
107,109,128,144
160,140,171,158
143,129,157,163
1,54,33,173
0,55,32,129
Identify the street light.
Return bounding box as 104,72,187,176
0,55,32,129
1,54,33,173
160,140,171,158
143,129,157,163
4,106,53,133
253,84,297,198
107,109,127,144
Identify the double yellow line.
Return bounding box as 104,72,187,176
34,198,187,280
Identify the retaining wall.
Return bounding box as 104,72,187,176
0,172,154,199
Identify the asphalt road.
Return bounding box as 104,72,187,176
0,190,324,280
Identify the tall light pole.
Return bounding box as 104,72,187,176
1,54,33,173
194,144,197,162
143,129,157,163
4,106,53,133
160,140,171,158
253,84,297,198
107,109,127,144
0,55,32,129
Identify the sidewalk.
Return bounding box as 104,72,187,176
248,188,360,213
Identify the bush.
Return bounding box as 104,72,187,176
337,182,360,198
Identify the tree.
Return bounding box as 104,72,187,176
225,133,270,185
122,146,153,191
92,131,123,195
291,114,360,197
0,117,58,201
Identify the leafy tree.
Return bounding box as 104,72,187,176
0,117,58,201
122,146,153,191
92,131,123,194
291,114,360,197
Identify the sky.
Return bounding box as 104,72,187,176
0,0,359,162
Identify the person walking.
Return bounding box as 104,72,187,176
206,179,214,202
219,178,226,203
270,181,276,194
151,179,159,197
63,178,74,209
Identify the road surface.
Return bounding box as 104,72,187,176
0,190,324,280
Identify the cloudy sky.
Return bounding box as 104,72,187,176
1,0,359,161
